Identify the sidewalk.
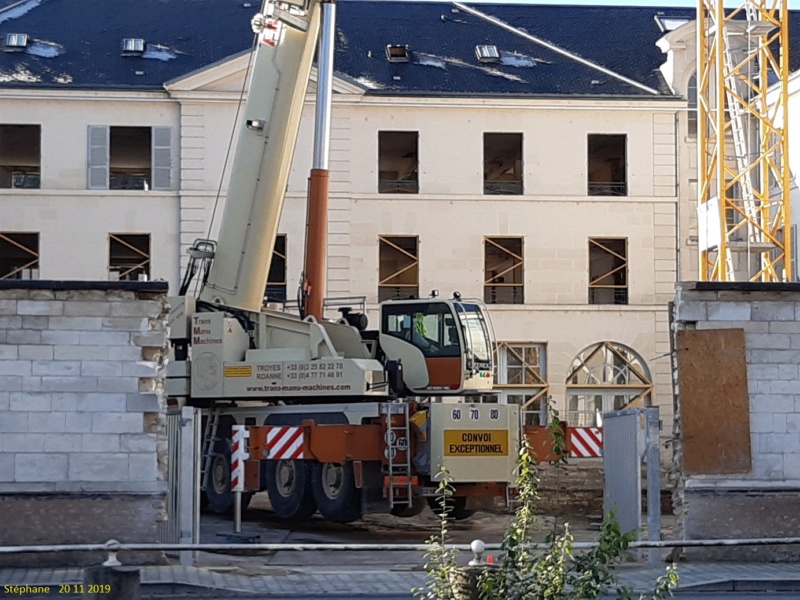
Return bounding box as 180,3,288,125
2,561,800,598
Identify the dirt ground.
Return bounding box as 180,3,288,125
203,492,675,547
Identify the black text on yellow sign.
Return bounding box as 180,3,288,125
444,430,509,457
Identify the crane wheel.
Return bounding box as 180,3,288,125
311,462,362,523
204,438,253,514
265,459,317,520
425,496,475,521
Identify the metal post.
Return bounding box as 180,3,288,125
313,0,336,170
645,407,662,565
234,491,242,534
179,406,198,566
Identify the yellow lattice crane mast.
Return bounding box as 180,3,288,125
697,0,792,281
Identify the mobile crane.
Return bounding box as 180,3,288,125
166,0,520,523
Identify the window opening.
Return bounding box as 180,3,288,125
265,234,287,303
484,133,523,195
378,236,419,301
484,237,524,304
109,233,150,281
0,125,41,189
110,127,152,190
566,341,652,427
378,131,418,193
495,342,548,425
588,134,627,196
687,73,698,137
588,238,628,305
385,45,409,63
0,233,39,279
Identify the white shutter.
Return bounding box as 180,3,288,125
87,125,109,189
151,126,172,190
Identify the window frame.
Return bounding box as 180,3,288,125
108,233,151,281
587,133,628,197
484,236,524,304
378,131,419,194
0,232,39,280
378,235,419,301
588,237,628,305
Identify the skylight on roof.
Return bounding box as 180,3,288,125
654,14,693,33
4,33,29,50
475,45,500,63
121,38,145,55
385,44,409,63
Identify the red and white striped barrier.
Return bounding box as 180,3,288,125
569,427,603,458
231,425,250,492
265,426,305,460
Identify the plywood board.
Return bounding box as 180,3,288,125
676,328,752,475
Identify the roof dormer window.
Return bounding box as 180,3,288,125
4,33,29,51
121,38,145,56
385,44,409,63
475,45,499,62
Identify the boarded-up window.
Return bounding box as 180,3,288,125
378,236,418,301
0,232,39,279
265,234,287,303
589,238,628,305
484,237,524,304
0,125,41,189
109,233,150,281
676,328,751,475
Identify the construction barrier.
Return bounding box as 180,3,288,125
569,427,603,458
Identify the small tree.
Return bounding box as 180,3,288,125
415,413,679,600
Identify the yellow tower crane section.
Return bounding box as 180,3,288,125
697,0,792,282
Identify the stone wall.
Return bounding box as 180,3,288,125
671,282,800,561
0,281,169,566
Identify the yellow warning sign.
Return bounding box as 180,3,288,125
444,430,509,457
224,365,253,378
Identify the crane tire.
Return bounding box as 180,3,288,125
204,438,253,514
265,460,317,520
311,461,362,523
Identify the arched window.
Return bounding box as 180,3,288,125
565,341,653,427
687,73,698,137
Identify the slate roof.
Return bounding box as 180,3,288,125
0,0,798,98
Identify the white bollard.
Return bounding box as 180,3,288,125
231,425,250,534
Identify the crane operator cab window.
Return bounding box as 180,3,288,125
382,302,462,358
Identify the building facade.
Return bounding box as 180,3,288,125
0,1,713,433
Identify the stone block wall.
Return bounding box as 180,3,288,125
0,281,169,566
671,282,800,561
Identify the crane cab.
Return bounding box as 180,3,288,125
377,296,495,395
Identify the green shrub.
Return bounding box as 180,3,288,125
414,411,679,600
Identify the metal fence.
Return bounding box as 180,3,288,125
156,407,200,565
157,411,181,545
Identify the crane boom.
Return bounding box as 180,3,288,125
199,0,322,311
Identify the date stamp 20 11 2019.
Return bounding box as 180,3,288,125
3,583,112,595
